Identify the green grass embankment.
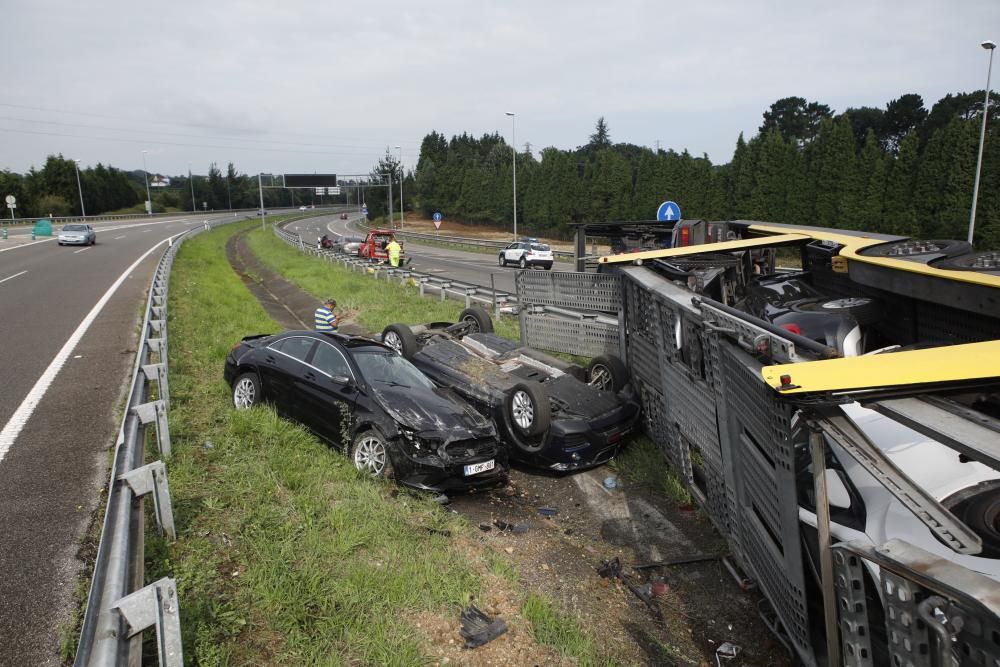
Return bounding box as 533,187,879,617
151,220,607,664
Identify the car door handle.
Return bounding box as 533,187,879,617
303,371,316,381
265,355,276,364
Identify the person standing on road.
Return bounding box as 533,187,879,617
386,238,401,267
314,298,339,332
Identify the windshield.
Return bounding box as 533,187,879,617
63,224,87,231
352,350,436,390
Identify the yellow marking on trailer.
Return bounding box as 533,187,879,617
598,233,810,264
761,340,1000,394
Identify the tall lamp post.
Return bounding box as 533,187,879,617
188,163,196,213
505,112,517,240
395,145,404,228
141,150,152,215
385,171,394,228
73,159,86,217
969,39,996,244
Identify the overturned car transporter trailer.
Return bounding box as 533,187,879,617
565,220,1000,666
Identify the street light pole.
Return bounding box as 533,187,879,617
395,145,404,228
141,150,152,215
969,39,997,244
505,112,517,240
73,159,86,217
189,163,196,213
386,171,394,228
258,173,266,230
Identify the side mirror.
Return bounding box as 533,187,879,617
331,375,352,386
825,469,852,510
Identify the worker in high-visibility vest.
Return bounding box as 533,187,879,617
386,238,401,267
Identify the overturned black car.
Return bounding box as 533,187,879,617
223,330,508,492
381,308,641,471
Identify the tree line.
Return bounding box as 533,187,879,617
0,157,322,218
409,92,1000,247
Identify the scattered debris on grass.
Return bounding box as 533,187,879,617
459,604,508,648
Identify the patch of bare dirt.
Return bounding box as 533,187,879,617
225,226,794,666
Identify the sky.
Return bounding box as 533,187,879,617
1,0,998,178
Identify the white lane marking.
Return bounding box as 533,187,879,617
0,239,53,253
143,229,152,233
0,235,178,465
73,247,92,254
114,235,126,240
0,270,27,285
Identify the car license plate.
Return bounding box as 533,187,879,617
464,459,495,476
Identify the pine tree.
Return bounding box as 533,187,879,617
882,132,920,236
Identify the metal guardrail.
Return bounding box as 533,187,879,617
74,219,238,667
274,225,520,312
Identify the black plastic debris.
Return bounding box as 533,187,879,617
597,557,663,622
479,522,492,532
493,519,513,532
537,506,559,517
459,604,508,648
512,523,529,534
598,557,623,579
427,528,451,538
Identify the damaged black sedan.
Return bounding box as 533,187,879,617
224,330,508,492
381,308,641,472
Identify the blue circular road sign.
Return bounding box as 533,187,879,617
361,205,368,215
433,211,442,222
656,200,681,222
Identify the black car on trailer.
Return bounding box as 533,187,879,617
224,330,508,492
381,308,641,472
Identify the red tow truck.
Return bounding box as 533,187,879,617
359,229,404,263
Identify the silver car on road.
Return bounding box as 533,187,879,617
57,223,96,246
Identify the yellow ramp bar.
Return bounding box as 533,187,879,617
598,233,809,265
761,340,1000,394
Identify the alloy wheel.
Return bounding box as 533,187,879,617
511,390,535,430
354,435,387,475
233,377,256,408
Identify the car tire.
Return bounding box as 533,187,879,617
382,323,418,359
505,382,550,438
544,264,552,271
458,307,494,334
952,489,1000,557
812,297,881,325
498,255,506,267
351,430,395,480
232,372,262,409
519,257,527,269
587,354,629,392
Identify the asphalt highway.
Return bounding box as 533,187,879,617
284,215,573,296
0,213,236,665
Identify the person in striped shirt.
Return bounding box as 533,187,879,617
314,298,339,332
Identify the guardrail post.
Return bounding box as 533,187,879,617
131,400,171,458
111,577,183,666
142,363,170,409
119,461,176,539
